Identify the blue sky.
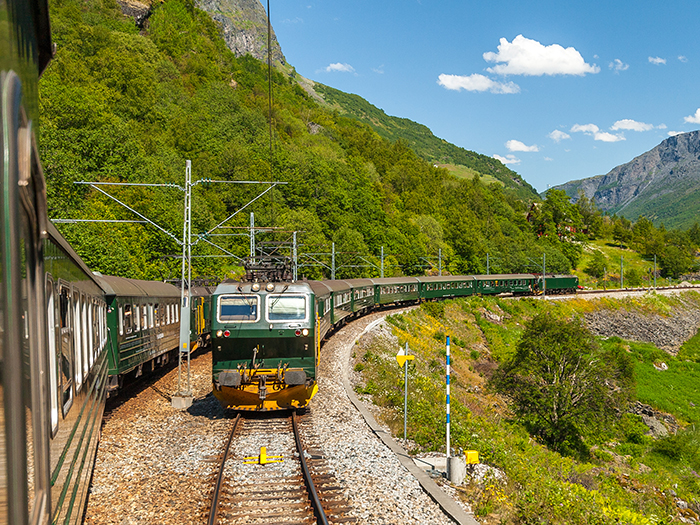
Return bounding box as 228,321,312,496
271,0,700,193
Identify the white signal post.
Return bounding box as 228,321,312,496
396,343,414,440
446,335,451,460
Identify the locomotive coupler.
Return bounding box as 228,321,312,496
258,375,267,400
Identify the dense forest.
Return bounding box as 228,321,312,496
39,0,699,282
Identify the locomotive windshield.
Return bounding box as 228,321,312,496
266,295,307,321
218,295,259,322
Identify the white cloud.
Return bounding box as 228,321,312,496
648,56,666,65
657,123,667,129
571,123,625,142
324,63,355,73
506,139,539,152
372,64,385,74
668,130,684,137
544,157,553,161
609,59,629,72
437,73,520,94
571,123,600,134
684,108,700,124
483,35,599,76
549,130,571,142
679,55,688,63
595,131,626,142
493,154,521,165
611,119,653,132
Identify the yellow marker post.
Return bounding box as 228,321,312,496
396,343,415,439
243,446,284,465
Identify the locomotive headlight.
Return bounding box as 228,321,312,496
302,328,309,336
252,283,260,292
266,283,275,292
216,330,223,337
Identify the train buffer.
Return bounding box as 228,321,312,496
243,446,284,465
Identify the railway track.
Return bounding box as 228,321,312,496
208,411,357,525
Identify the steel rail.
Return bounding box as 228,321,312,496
208,413,242,525
292,412,330,525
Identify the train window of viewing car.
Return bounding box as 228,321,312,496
325,298,331,314
90,302,96,365
142,306,147,330
148,304,154,328
167,304,171,325
267,295,307,322
124,303,133,334
154,304,160,327
73,293,83,391
134,305,140,331
82,294,88,378
59,286,73,413
218,295,259,322
118,305,124,335
47,279,59,434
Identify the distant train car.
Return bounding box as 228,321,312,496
416,275,477,299
94,275,181,395
536,274,579,295
211,280,318,411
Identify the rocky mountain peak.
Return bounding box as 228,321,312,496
553,130,700,228
196,0,286,64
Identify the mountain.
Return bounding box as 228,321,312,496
191,0,538,203
312,84,540,202
553,131,700,229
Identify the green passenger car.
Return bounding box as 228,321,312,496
95,275,181,395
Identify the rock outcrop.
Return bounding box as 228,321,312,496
584,295,700,354
196,0,286,64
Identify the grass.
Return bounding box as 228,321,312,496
574,239,673,290
354,293,700,524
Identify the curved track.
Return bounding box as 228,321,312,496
208,412,355,525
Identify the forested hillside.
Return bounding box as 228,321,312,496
313,83,540,203
36,0,662,282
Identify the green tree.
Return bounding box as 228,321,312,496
584,250,608,279
489,314,633,455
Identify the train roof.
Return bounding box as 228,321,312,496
317,280,352,292
94,274,181,299
368,277,420,285
46,221,104,289
31,0,53,75
472,273,536,281
415,275,476,283
213,281,315,295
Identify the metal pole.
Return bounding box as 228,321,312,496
380,246,384,278
604,267,607,291
654,255,657,289
542,253,546,298
438,248,442,276
250,212,255,263
186,162,192,394
621,256,624,289
487,253,490,275
174,160,193,408
404,342,409,440
293,231,298,281
331,242,336,280
446,335,451,459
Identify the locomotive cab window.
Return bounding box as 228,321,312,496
266,295,307,322
218,295,259,322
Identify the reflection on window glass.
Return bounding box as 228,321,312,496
219,296,258,322
267,295,306,321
